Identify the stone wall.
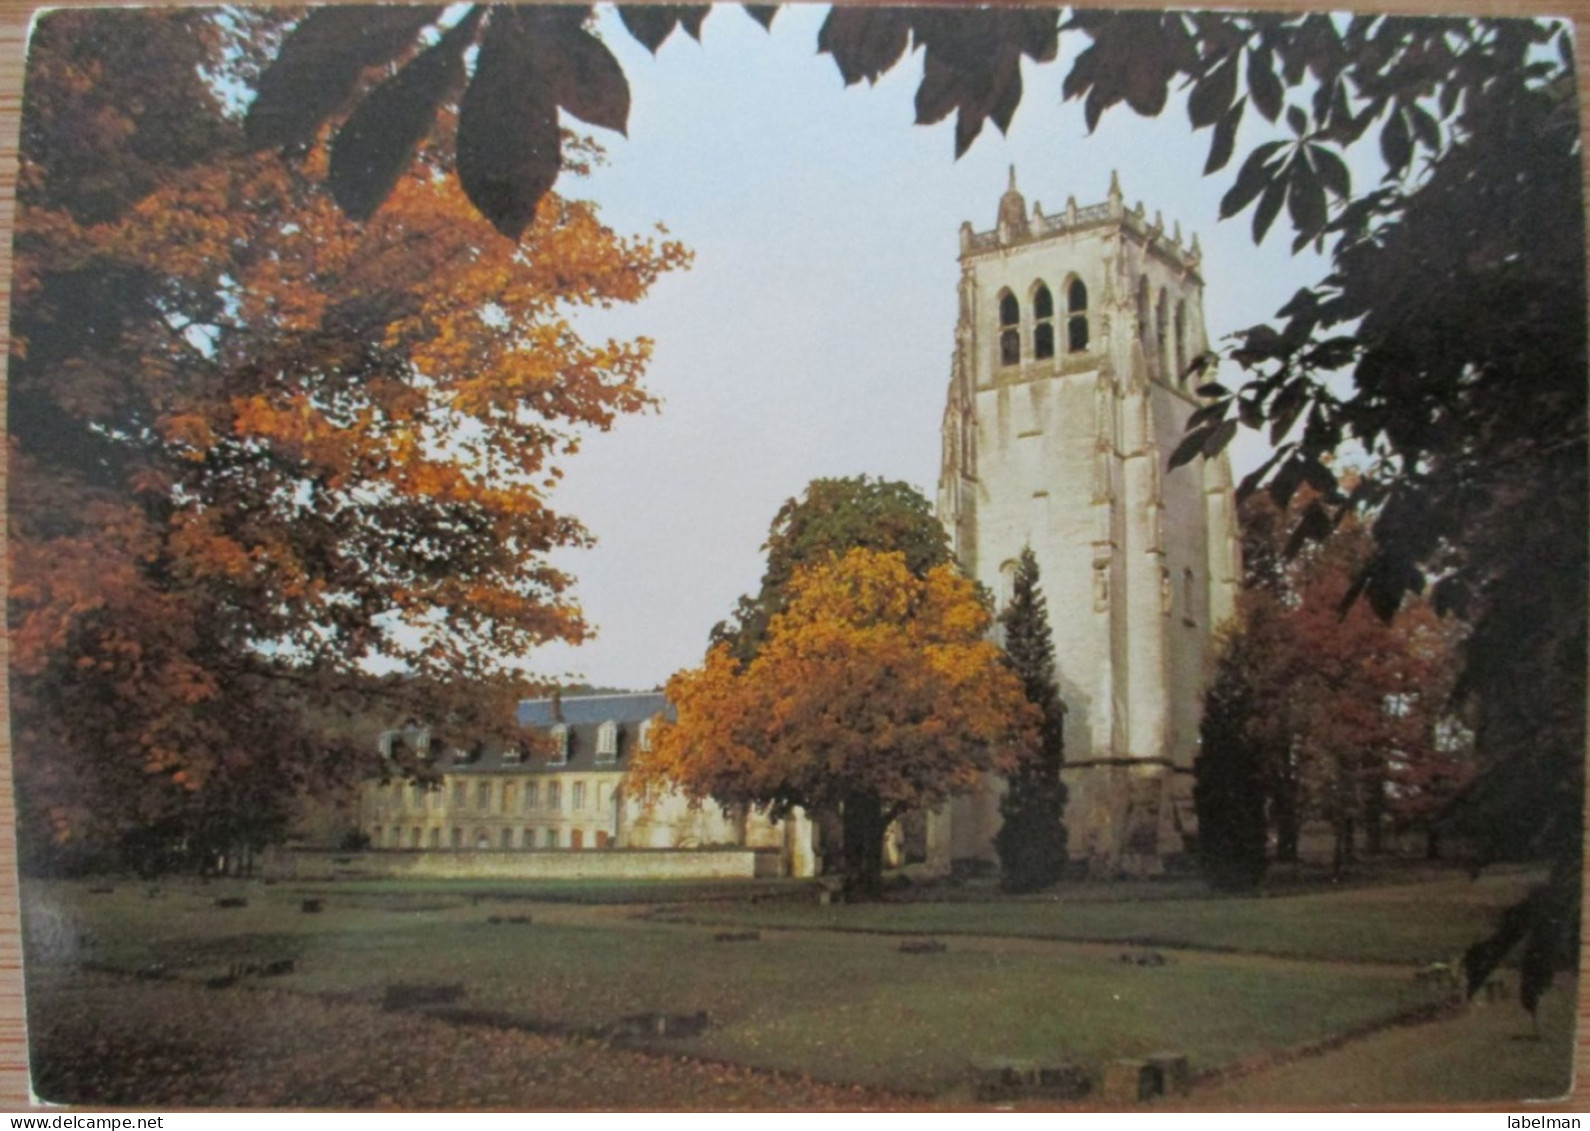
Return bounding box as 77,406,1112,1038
268,846,783,882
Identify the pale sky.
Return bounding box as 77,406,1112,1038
527,5,1339,691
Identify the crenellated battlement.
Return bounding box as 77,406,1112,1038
959,170,1203,278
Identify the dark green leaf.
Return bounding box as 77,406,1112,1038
1186,401,1227,430
1168,425,1216,469
1252,175,1287,244
1268,456,1305,507
1285,104,1307,136
534,9,631,135
247,6,444,148
328,8,481,222
818,8,911,87
1235,448,1285,501
1219,140,1285,219
1408,102,1440,152
1205,96,1244,174
915,51,959,127
1269,381,1308,444
1202,418,1238,457
1286,161,1326,243
1246,46,1283,121
1188,55,1237,129
743,5,777,30
618,6,678,53
1196,382,1230,398
457,9,561,240
1310,143,1351,199
677,7,710,40
1282,500,1332,558
1380,107,1411,176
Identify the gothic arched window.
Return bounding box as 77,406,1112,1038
1066,277,1089,353
1032,284,1055,360
1156,290,1170,377
1136,276,1151,349
998,290,1021,366
1175,300,1188,382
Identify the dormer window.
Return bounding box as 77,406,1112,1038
595,720,618,765
639,718,656,753
549,724,569,766
502,741,522,764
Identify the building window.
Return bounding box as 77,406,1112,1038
500,828,513,849
372,825,382,847
522,827,534,849
409,784,423,810
548,781,562,810
1032,283,1055,360
573,781,587,810
546,828,559,848
410,827,421,848
1067,278,1089,353
1175,300,1188,382
388,827,401,848
429,828,440,848
571,828,585,850
475,781,490,811
998,290,1020,367
452,782,465,810
1137,276,1150,348
502,782,516,813
1156,290,1170,377
596,831,610,849
526,782,540,811
475,830,489,850
451,827,462,849
595,721,618,764
549,724,569,765
639,718,655,752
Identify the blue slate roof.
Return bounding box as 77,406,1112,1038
517,691,669,728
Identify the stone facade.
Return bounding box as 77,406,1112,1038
936,171,1241,874
360,693,818,877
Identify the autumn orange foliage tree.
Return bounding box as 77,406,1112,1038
637,548,1036,897
1198,491,1469,879
9,9,688,871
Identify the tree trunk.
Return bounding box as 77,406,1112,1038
1271,785,1300,863
840,792,887,899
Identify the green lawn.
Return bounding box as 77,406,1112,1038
647,870,1542,965
21,876,1505,1098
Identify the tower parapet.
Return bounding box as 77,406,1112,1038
963,171,1204,280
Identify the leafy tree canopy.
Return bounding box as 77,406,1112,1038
638,548,1036,896
9,9,689,870
710,475,951,663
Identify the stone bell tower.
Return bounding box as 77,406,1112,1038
936,169,1241,875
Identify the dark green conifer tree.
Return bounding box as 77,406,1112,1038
1193,634,1270,891
994,547,1068,891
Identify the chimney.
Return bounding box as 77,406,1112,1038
551,688,563,723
